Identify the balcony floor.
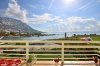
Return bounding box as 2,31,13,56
24,61,95,66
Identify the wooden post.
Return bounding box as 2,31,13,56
26,42,29,61
61,42,64,66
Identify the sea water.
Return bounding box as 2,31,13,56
1,32,100,40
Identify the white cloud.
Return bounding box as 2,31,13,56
28,13,63,24
78,2,91,10
28,13,100,32
33,13,51,23
64,16,99,32
28,13,51,24
5,0,28,23
28,13,64,32
29,13,100,32
66,16,96,24
48,0,54,10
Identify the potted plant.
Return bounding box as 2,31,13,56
27,55,33,66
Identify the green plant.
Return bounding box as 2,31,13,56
27,55,33,63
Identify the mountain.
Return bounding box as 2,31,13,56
0,17,41,34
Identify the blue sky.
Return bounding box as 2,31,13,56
0,0,100,33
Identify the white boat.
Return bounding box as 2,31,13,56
0,36,4,40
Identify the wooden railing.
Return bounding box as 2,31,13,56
0,40,100,63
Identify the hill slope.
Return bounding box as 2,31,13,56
0,17,41,34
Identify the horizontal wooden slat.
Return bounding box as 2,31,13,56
29,54,61,55
29,46,61,48
0,53,26,55
0,45,26,48
64,54,97,55
29,50,97,52
3,50,25,51
0,40,100,43
36,58,92,60
64,46,99,48
1,57,25,59
2,50,97,52
64,58,93,59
